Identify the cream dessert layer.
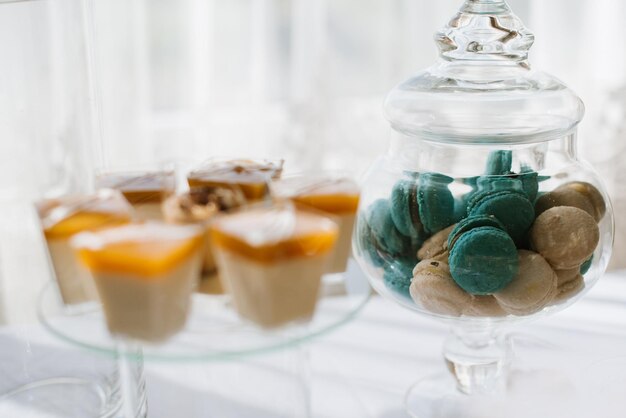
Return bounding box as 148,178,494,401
162,186,246,294
37,191,132,304
96,170,176,221
215,251,328,327
187,158,283,202
73,223,203,343
210,203,338,328
272,175,359,273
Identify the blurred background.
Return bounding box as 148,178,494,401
1,0,626,322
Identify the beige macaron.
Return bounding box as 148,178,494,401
555,267,580,287
417,224,455,262
410,259,472,317
494,250,558,315
557,181,606,222
530,206,599,270
553,268,585,303
535,188,595,219
464,295,507,317
555,276,584,303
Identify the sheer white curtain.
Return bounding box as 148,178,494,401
87,0,625,166
0,0,97,323
90,0,462,172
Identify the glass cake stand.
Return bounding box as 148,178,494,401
36,262,370,417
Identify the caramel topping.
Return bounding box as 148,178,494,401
44,212,130,240
96,172,175,204
211,229,337,264
39,192,133,239
120,190,167,204
210,207,338,263
74,225,203,277
187,159,283,201
273,177,360,214
292,194,360,214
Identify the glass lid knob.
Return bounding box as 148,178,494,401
436,0,534,63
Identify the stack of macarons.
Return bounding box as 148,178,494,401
359,150,605,317
358,172,456,298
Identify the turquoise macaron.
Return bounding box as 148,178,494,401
580,255,593,275
383,258,416,298
390,178,423,237
417,172,455,235
356,213,385,268
514,165,540,202
366,199,412,260
447,214,506,249
448,226,519,295
453,198,468,223
476,176,525,194
467,189,534,246
462,176,479,189
456,176,480,220
485,150,512,175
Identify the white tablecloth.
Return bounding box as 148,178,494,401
3,272,626,418
146,271,626,418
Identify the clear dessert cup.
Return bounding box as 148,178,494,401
71,222,204,344
352,1,614,416
209,200,339,329
186,157,284,202
95,167,176,222
271,172,360,274
36,190,133,305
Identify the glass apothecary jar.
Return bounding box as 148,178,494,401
352,0,614,416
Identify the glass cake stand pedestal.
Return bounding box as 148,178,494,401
32,261,371,418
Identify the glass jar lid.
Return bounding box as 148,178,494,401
384,0,584,144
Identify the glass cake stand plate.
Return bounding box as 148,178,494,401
37,261,371,362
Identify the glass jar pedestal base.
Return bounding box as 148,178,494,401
405,329,581,418
406,368,579,418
